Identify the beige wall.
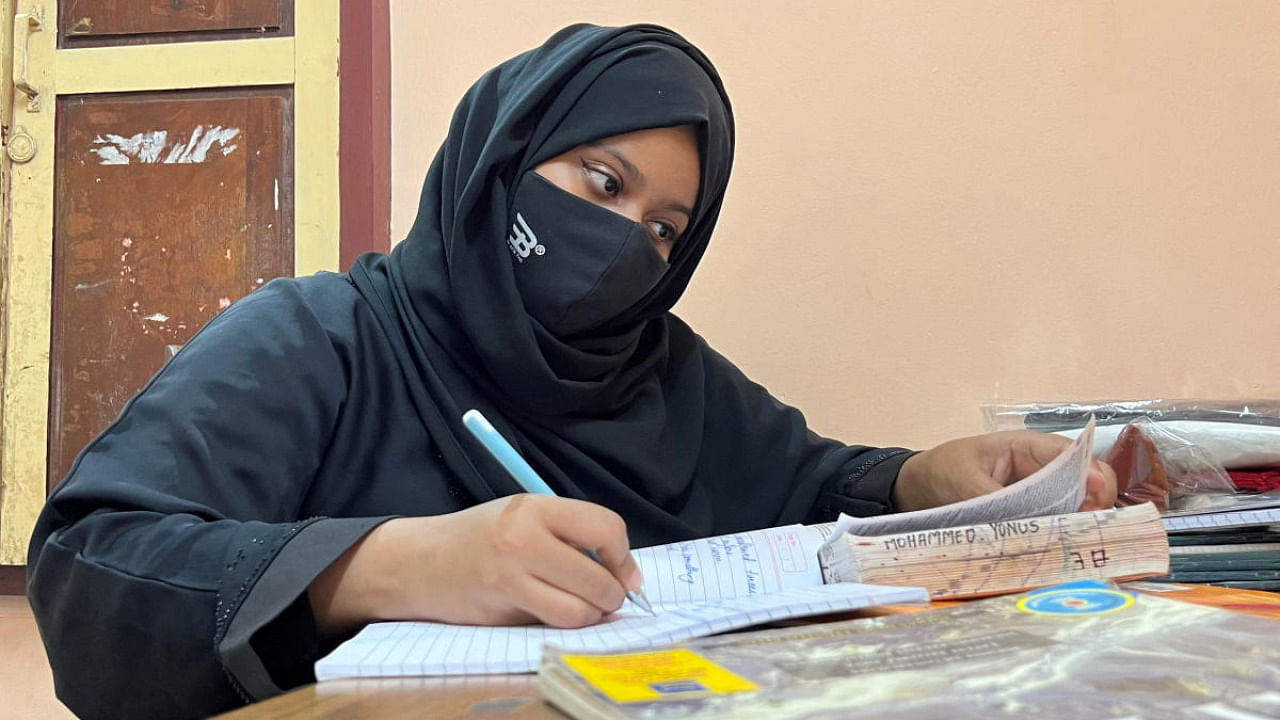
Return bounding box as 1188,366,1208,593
390,1,1280,449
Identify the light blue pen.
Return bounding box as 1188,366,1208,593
461,409,656,616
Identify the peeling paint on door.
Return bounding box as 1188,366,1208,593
91,125,242,165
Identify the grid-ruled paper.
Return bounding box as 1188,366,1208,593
1163,507,1280,533
315,583,927,679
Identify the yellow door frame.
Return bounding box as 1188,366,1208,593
0,0,341,564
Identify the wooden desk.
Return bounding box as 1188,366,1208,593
215,675,557,719
215,586,1280,720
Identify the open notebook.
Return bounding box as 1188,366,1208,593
314,525,927,679
316,421,1097,679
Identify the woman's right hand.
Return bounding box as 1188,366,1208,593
308,494,644,636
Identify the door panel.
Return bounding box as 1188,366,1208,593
48,89,293,488
61,0,293,47
64,0,282,36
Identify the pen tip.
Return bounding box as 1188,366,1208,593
629,589,657,616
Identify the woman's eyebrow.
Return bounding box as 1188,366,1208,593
665,201,693,219
586,141,643,183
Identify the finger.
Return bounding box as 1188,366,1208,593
950,467,1007,500
513,573,608,629
1005,432,1073,481
523,530,628,614
539,498,639,589
1080,460,1118,511
916,445,1004,505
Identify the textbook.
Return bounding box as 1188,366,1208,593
316,418,1142,679
538,580,1280,720
816,416,1168,598
819,502,1170,598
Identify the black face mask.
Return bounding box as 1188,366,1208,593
508,171,668,337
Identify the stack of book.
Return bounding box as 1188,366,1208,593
1153,492,1280,591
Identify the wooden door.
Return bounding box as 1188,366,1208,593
0,0,352,567
50,90,295,489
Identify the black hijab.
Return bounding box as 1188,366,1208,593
349,24,737,544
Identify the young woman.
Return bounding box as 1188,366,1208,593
27,24,1115,720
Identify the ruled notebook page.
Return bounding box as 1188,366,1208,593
314,582,927,679
632,524,830,608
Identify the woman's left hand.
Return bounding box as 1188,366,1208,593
893,431,1117,513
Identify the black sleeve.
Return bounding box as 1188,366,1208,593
692,335,915,532
25,281,387,720
804,448,917,522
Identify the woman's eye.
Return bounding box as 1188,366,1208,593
585,164,621,197
647,221,677,244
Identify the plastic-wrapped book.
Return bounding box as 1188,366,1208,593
539,580,1280,720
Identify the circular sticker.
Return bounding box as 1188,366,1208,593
1016,588,1135,616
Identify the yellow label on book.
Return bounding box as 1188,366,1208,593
561,649,759,703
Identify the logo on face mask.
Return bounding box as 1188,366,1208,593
506,212,545,262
